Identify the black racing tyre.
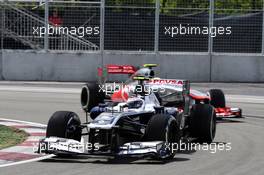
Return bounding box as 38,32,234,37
190,104,216,144
145,114,181,159
81,83,105,112
208,89,226,108
46,111,82,141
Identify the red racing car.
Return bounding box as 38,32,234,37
88,64,242,119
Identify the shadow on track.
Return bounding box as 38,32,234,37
39,156,190,164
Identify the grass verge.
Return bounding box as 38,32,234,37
0,125,29,150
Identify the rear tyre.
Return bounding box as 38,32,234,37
208,89,225,108
145,114,181,159
46,111,82,141
81,83,105,112
190,104,216,143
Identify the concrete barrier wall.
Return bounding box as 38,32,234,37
103,52,210,81
0,50,263,82
0,51,2,80
2,50,101,81
211,55,264,82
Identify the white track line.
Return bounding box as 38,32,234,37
0,86,80,94
0,118,54,168
0,118,46,127
0,85,264,99
0,85,264,102
0,81,83,85
0,155,55,168
226,95,264,104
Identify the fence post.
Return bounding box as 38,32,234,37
1,1,5,50
100,0,105,67
44,0,49,51
154,0,160,53
208,0,214,82
262,0,264,55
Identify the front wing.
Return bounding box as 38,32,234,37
215,107,242,118
37,137,171,159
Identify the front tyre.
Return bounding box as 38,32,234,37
46,111,82,141
145,114,181,159
190,104,216,143
208,89,226,108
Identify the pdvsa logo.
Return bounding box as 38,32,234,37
148,79,183,85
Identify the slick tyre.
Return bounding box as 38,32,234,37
46,111,82,141
190,104,216,144
81,83,105,112
145,114,181,159
208,89,226,108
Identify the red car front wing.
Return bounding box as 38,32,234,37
215,107,242,118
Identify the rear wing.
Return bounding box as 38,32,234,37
98,64,137,84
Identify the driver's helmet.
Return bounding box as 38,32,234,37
132,68,155,79
112,68,155,102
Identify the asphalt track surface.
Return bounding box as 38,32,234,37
0,82,263,175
